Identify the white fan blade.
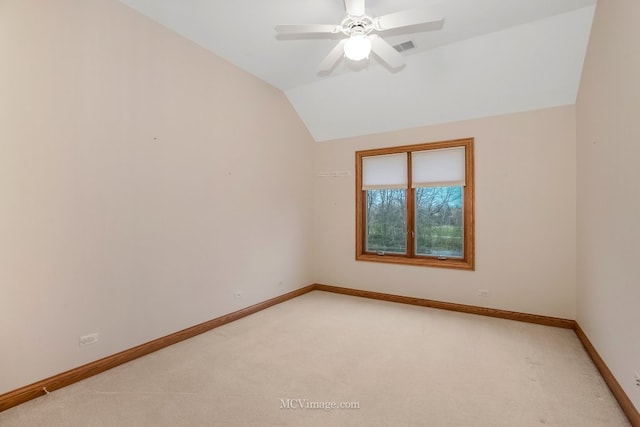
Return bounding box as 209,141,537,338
319,39,347,72
369,34,404,69
374,8,443,31
275,24,341,34
344,0,365,17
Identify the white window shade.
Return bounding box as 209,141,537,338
362,153,407,190
411,147,466,188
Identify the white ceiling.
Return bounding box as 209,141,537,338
119,0,597,141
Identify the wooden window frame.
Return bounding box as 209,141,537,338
355,138,475,270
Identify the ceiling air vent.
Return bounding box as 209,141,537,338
393,40,415,52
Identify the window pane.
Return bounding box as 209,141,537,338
415,187,463,258
365,189,406,254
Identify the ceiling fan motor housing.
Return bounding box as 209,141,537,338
341,15,374,36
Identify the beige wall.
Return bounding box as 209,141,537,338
0,0,314,394
313,106,577,319
576,0,640,412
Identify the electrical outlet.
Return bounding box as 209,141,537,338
634,372,640,388
234,291,242,299
478,289,489,297
79,333,99,347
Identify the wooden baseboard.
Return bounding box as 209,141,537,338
0,284,316,412
574,324,640,427
313,283,576,329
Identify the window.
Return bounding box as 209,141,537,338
356,138,474,270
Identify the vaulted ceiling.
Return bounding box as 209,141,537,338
119,0,597,141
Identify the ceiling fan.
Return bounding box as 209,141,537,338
275,0,444,72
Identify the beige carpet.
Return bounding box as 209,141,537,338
0,291,630,426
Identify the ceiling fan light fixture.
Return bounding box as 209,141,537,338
344,34,371,61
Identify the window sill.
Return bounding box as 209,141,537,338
356,253,474,270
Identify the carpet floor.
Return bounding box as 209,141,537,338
0,290,630,426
